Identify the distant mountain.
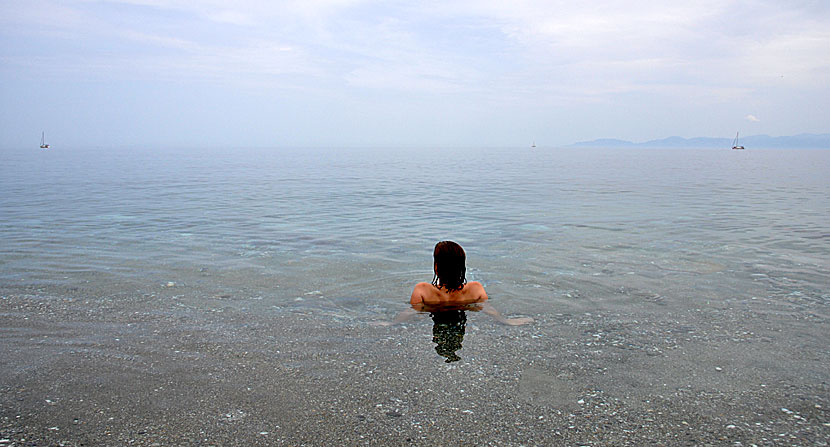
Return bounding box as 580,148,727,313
570,133,830,149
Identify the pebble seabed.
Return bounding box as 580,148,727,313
1,281,828,447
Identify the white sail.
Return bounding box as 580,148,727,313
731,132,744,150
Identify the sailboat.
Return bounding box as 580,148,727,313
731,132,744,150
39,132,50,149
531,141,536,148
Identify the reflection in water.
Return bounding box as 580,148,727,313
431,310,467,363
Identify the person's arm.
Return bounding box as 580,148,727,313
481,302,534,326
372,284,429,326
372,307,419,326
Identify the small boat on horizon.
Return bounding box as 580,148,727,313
731,131,744,150
40,132,50,149
531,141,536,148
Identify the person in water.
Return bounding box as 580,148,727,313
410,240,486,308
380,241,533,326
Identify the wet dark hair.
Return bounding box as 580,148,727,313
431,240,467,292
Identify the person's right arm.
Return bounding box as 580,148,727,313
481,302,534,326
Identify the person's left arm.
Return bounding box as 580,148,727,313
372,284,429,326
480,302,534,326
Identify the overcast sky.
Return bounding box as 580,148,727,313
1,0,828,148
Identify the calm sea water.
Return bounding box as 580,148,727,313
1,146,828,317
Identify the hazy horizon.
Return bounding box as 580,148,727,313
2,1,829,148
5,132,830,152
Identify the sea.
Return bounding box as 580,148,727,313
1,146,828,320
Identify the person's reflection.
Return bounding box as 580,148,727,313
430,310,467,363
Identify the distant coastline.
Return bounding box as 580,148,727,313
569,133,830,149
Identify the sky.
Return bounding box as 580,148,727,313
1,0,828,148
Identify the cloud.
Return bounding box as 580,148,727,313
6,0,829,98
3,0,829,145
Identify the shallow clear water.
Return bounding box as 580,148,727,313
1,146,828,317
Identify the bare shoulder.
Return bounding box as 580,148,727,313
465,281,488,301
410,282,434,304
413,282,433,291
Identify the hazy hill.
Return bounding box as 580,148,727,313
570,133,830,148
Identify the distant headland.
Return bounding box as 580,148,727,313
570,133,830,149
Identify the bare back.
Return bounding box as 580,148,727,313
410,281,488,307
